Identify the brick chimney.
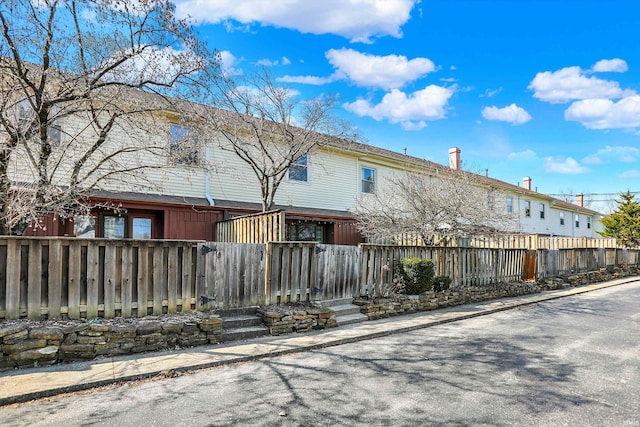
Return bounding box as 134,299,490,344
576,193,584,207
448,147,461,170
523,176,531,191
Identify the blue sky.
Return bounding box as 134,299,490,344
173,0,640,212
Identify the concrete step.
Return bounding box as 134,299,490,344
335,312,368,327
221,326,269,342
328,304,362,316
222,315,264,329
315,298,354,308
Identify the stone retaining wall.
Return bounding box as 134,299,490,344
0,314,222,371
258,306,337,335
355,268,640,320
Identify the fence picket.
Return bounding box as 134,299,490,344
27,241,42,319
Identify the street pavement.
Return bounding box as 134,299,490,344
0,277,638,409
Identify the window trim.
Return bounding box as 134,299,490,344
539,203,545,219
559,212,565,226
587,217,591,229
524,200,531,217
506,197,513,214
575,214,580,228
361,166,376,194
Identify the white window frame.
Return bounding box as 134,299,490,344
524,200,531,217
539,203,545,219
575,214,580,228
287,154,310,184
587,217,591,229
559,212,565,226
506,197,513,214
361,166,376,194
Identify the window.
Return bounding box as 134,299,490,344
587,217,591,229
74,215,95,238
17,98,33,129
287,223,324,243
288,154,309,182
559,212,565,226
48,124,62,145
169,125,198,165
487,190,495,211
539,203,545,219
575,214,580,228
361,167,375,194
103,215,126,239
524,200,531,217
133,218,152,239
506,197,513,213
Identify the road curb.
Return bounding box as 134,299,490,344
1,276,638,406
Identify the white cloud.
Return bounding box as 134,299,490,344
528,66,630,104
279,48,436,89
481,104,532,125
619,170,640,178
278,73,341,85
325,48,435,89
343,85,454,130
582,145,640,164
174,0,418,43
592,58,628,73
256,56,292,67
507,149,537,161
480,88,502,98
565,95,640,129
219,50,243,76
544,156,589,174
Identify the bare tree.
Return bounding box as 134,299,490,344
196,69,356,212
353,170,519,245
0,0,218,235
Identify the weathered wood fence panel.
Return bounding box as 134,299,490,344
265,242,360,304
201,242,266,309
0,238,199,320
216,210,286,244
2,238,638,320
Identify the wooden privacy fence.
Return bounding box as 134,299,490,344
536,248,640,278
0,237,200,320
2,238,638,320
359,245,527,295
216,210,285,244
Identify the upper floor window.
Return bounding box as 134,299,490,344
506,197,513,213
524,200,531,217
539,203,545,219
487,190,496,211
587,217,591,229
575,214,580,228
169,125,198,165
48,124,62,145
559,212,565,226
288,154,309,183
361,167,375,194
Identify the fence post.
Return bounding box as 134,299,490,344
264,241,273,305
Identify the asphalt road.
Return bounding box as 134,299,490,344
2,281,639,427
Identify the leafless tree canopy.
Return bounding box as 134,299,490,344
353,170,519,245
0,0,218,235
194,69,358,212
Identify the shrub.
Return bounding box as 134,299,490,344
394,257,435,294
433,275,452,292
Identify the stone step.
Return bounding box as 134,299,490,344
328,304,362,316
335,312,368,327
221,326,269,342
315,298,354,308
217,306,259,317
222,315,264,329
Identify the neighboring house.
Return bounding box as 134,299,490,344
18,95,603,243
